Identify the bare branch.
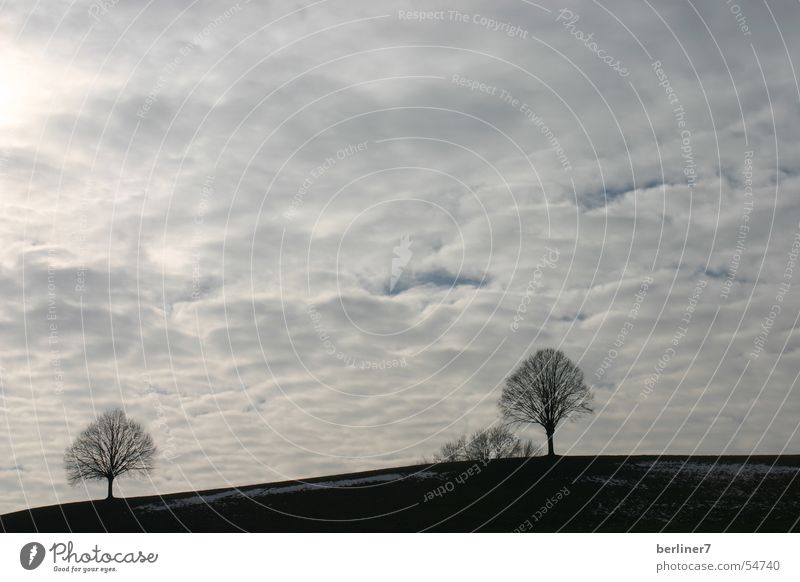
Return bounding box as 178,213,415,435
431,426,540,463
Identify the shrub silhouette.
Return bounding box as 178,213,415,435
432,425,538,463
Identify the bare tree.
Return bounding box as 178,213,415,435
432,426,538,463
433,434,468,463
64,408,157,500
499,348,593,457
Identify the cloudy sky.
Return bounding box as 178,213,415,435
1,0,799,514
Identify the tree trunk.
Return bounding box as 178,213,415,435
546,432,555,457
107,476,114,500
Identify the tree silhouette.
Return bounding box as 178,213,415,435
433,425,537,463
499,348,593,457
432,425,538,463
64,408,156,499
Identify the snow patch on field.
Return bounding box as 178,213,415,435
633,461,800,479
139,472,438,512
580,476,627,486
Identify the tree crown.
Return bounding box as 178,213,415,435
499,348,593,432
64,408,156,486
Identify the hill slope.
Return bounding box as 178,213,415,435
2,455,799,532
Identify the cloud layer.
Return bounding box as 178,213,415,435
1,0,799,513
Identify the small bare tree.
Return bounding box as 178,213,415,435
64,408,157,500
499,348,593,457
432,426,538,463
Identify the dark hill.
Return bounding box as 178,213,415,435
2,455,798,532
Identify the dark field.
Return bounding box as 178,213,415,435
2,455,798,532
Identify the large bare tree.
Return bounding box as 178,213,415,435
499,349,593,457
64,408,157,499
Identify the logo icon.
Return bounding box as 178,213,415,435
389,234,413,293
20,542,46,570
